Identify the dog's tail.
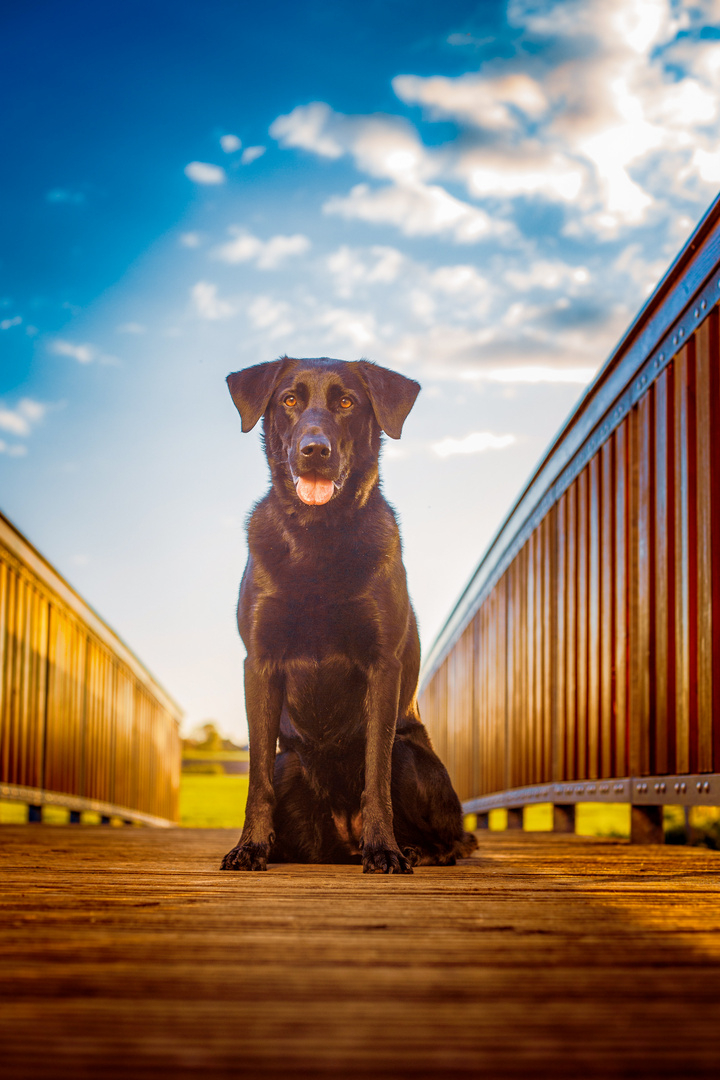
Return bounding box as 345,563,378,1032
454,830,480,859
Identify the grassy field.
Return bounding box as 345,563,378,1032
179,774,248,828
0,775,250,829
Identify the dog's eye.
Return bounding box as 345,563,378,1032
283,394,297,407
339,396,353,409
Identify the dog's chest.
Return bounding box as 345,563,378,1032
254,587,379,664
251,538,383,664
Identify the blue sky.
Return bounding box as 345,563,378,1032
2,0,720,741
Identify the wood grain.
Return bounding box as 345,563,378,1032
2,826,720,1080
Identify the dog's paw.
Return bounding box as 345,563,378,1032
220,841,269,871
402,845,421,868
362,846,413,875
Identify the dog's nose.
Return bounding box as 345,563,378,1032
299,433,331,460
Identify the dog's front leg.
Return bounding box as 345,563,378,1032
220,660,282,871
361,660,412,875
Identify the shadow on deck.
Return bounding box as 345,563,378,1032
2,826,719,1079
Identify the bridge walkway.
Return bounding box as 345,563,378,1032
1,826,719,1078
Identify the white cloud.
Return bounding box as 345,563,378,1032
0,409,30,437
51,339,119,365
272,101,437,183
316,307,378,348
220,134,242,153
394,72,548,132
433,432,517,458
241,146,266,165
458,146,584,203
267,0,720,249
324,181,501,243
213,229,311,269
184,161,226,185
385,314,606,382
394,0,720,232
469,366,597,385
612,243,667,297
429,265,489,297
0,440,27,457
693,147,720,183
17,399,47,423
327,245,404,298
270,102,345,158
0,315,22,330
116,322,147,334
180,232,203,248
504,261,590,291
191,282,236,320
0,398,47,437
247,296,295,338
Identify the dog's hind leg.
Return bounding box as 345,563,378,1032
391,726,478,866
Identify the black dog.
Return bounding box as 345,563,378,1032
221,356,477,874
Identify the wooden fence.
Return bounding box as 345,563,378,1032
0,511,181,825
419,194,720,842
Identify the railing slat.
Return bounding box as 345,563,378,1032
600,440,614,779
695,315,714,772
674,343,693,774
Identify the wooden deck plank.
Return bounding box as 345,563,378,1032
1,826,720,1079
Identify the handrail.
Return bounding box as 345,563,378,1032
0,510,182,824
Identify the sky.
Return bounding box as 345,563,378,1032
2,0,720,742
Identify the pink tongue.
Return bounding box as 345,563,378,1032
296,473,335,506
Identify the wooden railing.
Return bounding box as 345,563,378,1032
419,194,720,842
0,511,182,825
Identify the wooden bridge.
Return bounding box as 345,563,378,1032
4,195,720,1077
1,825,720,1078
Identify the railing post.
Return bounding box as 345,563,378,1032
28,804,42,823
69,810,81,824
553,804,576,833
631,805,664,843
476,812,489,829
507,808,523,830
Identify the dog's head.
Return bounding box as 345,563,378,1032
227,357,420,510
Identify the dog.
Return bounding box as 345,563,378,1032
220,356,478,873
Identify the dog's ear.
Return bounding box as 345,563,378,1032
356,361,420,440
226,359,286,432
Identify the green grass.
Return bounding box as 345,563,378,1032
179,773,248,828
